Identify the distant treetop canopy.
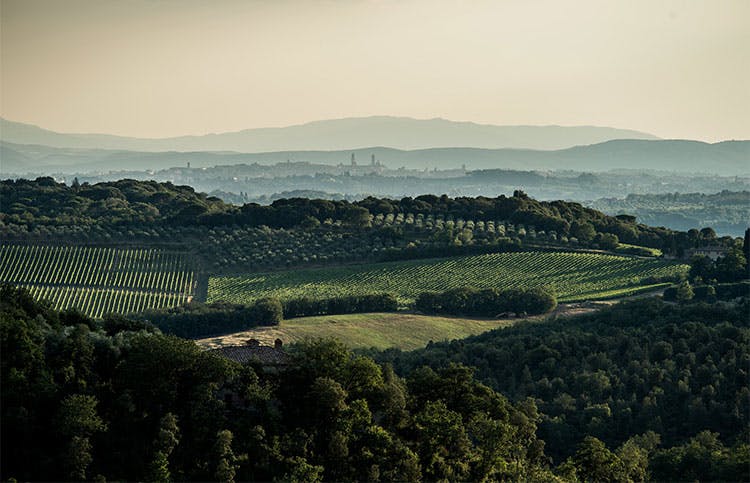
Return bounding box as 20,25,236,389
1,178,740,255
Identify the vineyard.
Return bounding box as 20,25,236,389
208,251,689,306
0,245,195,318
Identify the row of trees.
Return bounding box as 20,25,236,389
7,178,736,256
140,298,283,338
664,281,750,303
416,286,558,317
282,293,398,318
140,293,400,339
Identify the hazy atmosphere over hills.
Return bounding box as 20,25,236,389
0,116,660,152
1,1,749,481
3,117,747,176
2,1,748,141
3,136,749,176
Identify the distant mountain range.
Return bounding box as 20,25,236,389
0,116,659,152
3,139,749,176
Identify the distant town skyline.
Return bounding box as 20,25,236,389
2,0,748,142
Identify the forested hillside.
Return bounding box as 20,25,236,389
1,284,552,481
2,178,737,258
3,284,748,481
1,179,747,482
373,298,750,478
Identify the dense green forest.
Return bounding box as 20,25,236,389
3,285,748,481
372,298,750,474
1,284,553,481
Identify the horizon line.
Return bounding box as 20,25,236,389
0,114,660,141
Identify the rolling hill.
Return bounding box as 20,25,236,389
0,116,657,152
3,139,748,176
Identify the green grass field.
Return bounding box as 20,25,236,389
0,244,195,318
196,312,520,351
208,251,688,305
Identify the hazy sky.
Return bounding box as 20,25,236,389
1,0,748,141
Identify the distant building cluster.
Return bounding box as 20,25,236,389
347,152,383,168
334,153,385,175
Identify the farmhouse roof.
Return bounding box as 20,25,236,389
212,341,289,366
690,245,728,252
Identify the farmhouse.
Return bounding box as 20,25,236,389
212,338,289,367
686,246,730,261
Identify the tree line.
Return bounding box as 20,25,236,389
282,293,398,318
416,286,557,317
5,178,742,256
140,293,399,339
139,298,284,339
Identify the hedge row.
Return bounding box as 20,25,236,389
415,286,557,317
143,293,399,339
664,281,750,302
141,298,283,339
282,293,398,318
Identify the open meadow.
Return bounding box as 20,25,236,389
196,311,521,351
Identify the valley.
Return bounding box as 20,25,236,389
2,2,748,480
